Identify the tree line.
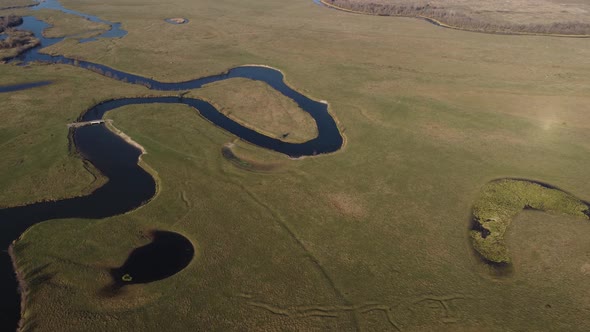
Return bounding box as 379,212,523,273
325,0,590,35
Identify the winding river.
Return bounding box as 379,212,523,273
4,0,586,330
0,5,343,331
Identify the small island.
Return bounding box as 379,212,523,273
0,15,22,32
164,17,188,24
0,16,39,61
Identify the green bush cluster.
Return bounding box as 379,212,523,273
470,179,589,264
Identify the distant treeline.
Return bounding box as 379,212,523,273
324,0,590,35
0,16,23,33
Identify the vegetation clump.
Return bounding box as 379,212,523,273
0,15,38,61
165,18,188,24
0,30,40,61
470,179,590,264
0,16,23,33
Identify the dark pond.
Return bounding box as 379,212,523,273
111,231,194,285
0,12,343,332
0,122,157,330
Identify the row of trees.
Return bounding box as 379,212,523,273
325,0,590,35
0,15,23,33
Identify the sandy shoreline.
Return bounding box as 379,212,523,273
8,244,26,332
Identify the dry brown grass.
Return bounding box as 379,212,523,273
326,192,367,219
0,15,22,32
0,30,39,61
324,0,590,35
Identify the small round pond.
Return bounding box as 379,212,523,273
165,18,189,24
111,231,194,285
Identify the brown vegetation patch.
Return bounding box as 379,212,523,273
0,15,22,33
323,0,590,36
326,192,367,219
0,29,40,61
165,17,188,24
419,121,466,144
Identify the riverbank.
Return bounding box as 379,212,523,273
0,63,155,208
7,245,26,332
105,120,147,155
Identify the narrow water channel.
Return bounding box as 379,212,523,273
31,0,127,42
0,9,343,332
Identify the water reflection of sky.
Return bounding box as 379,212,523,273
0,34,7,41
32,0,127,42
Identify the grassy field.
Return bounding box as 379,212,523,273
192,77,318,143
0,64,157,207
32,9,110,39
0,0,35,10
471,179,590,265
3,0,590,330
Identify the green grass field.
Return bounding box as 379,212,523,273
3,0,590,330
471,179,590,265
192,77,318,143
